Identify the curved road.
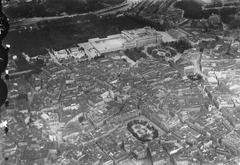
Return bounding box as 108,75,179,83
9,0,142,32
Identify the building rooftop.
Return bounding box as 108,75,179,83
89,34,126,53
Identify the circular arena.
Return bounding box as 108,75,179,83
127,119,158,142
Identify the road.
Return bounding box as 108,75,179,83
190,52,208,80
9,13,89,32
9,0,142,32
202,5,238,10
82,125,121,147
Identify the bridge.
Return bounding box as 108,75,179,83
203,5,239,10
94,0,142,16
202,1,240,10
128,0,177,16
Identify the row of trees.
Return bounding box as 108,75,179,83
162,38,192,53
5,0,104,18
174,0,240,30
124,48,147,62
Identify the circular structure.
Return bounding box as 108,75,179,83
0,78,7,107
0,45,8,75
127,119,158,142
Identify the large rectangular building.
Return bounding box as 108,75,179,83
89,34,126,54
52,27,182,61
88,27,162,54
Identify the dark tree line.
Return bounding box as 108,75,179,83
174,0,239,29
124,48,147,62
163,39,192,53
5,0,105,18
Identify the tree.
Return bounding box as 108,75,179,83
0,78,7,108
163,38,192,53
0,12,9,40
198,50,203,72
200,19,209,32
226,37,234,55
229,14,240,29
145,147,153,165
187,72,202,81
194,150,204,165
119,139,126,152
78,115,85,123
208,13,222,28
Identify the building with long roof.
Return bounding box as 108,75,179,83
52,27,183,61
88,27,163,54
